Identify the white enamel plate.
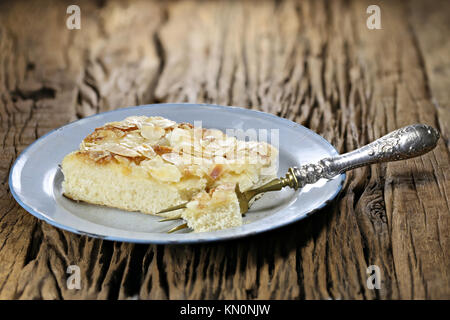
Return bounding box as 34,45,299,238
9,104,344,244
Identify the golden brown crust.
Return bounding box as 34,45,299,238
153,145,173,156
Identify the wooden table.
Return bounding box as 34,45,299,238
0,0,448,300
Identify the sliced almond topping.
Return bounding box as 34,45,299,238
87,150,110,161
113,155,130,165
202,128,224,140
153,145,173,156
84,127,125,143
140,125,165,141
178,122,194,130
191,146,210,159
161,152,184,165
209,164,224,180
75,116,278,198
203,141,221,151
169,127,193,147
148,117,177,128
105,144,141,157
217,137,237,147
135,144,156,158
106,121,139,131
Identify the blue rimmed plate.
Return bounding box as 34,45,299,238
9,103,344,244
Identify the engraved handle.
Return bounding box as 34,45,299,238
290,124,440,189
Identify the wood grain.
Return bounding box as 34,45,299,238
0,0,448,299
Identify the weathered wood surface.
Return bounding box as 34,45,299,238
0,0,449,299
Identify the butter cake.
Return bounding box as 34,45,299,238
61,115,278,232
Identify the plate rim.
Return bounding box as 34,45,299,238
9,103,345,244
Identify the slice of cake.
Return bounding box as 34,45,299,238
61,115,278,231
182,183,242,232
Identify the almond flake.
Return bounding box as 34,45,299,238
114,155,130,165
105,144,140,157
140,125,165,141
148,117,177,128
161,152,183,166
87,150,110,161
135,144,156,158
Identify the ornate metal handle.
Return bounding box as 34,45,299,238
287,124,440,189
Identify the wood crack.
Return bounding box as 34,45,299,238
0,0,448,300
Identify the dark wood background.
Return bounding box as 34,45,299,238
0,0,448,299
